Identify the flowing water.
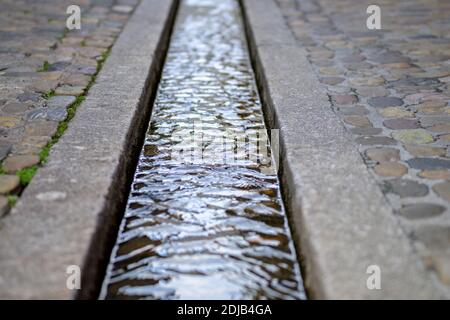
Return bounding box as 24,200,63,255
101,0,305,300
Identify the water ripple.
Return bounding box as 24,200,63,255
101,0,304,300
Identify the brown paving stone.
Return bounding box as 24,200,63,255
433,182,450,201
405,145,446,157
3,155,39,173
383,118,420,130
382,62,411,69
374,162,407,177
366,147,400,162
0,116,21,128
438,134,450,143
349,76,385,86
378,107,413,118
0,174,20,194
417,105,449,115
60,74,91,87
429,123,450,133
319,66,342,75
332,94,358,105
419,170,450,180
343,115,371,127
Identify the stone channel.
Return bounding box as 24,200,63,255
100,0,305,300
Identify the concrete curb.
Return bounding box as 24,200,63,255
241,0,443,299
0,0,178,299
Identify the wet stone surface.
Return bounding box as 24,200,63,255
101,0,304,300
277,0,450,290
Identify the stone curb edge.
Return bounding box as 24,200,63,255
0,0,179,299
241,0,443,299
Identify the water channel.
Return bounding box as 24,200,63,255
100,0,305,300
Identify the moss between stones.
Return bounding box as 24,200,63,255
0,40,113,209
39,95,85,163
37,60,50,72
38,47,111,167
16,166,38,185
7,195,18,207
42,89,55,100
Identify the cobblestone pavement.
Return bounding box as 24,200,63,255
276,0,450,291
0,0,139,216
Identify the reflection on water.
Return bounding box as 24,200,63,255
101,0,305,299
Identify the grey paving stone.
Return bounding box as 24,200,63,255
0,174,20,194
390,77,441,87
17,92,41,102
2,102,29,114
371,52,410,64
46,96,76,109
407,158,450,170
398,203,445,219
383,179,429,198
47,61,71,72
320,76,344,85
368,97,403,108
0,141,12,161
383,119,419,130
355,86,389,98
24,107,67,122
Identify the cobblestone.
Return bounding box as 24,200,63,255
392,129,434,145
398,203,445,220
0,175,20,194
0,0,139,214
433,182,450,201
277,0,450,290
419,170,450,180
3,155,40,173
374,162,407,177
368,97,404,108
0,196,8,217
